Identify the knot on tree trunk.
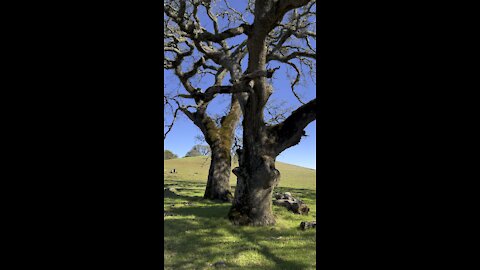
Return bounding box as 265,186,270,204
232,167,248,178
266,168,280,188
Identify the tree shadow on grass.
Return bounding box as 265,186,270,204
164,205,311,269
163,192,204,203
222,224,315,270
164,179,316,269
164,218,227,269
171,204,230,218
165,202,315,269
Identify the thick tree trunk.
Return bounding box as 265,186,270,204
189,96,240,203
228,150,279,226
203,145,233,202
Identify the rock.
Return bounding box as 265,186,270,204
164,211,176,217
273,194,309,215
273,192,295,200
300,221,316,230
213,261,227,268
290,201,310,215
164,187,178,197
273,199,295,207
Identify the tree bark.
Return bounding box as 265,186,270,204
228,146,280,225
201,95,241,202
203,144,234,202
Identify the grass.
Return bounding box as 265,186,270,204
164,156,316,189
164,157,316,270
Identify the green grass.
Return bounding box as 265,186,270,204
164,157,316,270
164,156,316,189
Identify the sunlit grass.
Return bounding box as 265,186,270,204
164,177,316,270
164,156,316,190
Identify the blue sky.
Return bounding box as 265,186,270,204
164,1,316,169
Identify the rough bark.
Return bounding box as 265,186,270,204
203,144,233,202
228,149,279,225
176,89,242,203
201,96,241,202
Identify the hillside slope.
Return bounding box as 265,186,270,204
164,156,316,189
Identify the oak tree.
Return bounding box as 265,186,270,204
164,0,316,225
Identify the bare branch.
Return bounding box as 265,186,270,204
165,2,251,43
267,51,316,62
268,98,317,155
265,99,292,124
285,61,305,105
178,84,252,103
164,106,180,140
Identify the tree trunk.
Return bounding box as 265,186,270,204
228,149,280,226
203,145,233,202
188,96,240,203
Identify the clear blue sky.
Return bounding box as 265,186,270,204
164,1,316,169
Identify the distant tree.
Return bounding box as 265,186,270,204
197,145,211,156
164,150,178,160
184,145,209,157
184,148,201,157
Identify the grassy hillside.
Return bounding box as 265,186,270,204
164,156,316,189
164,156,317,269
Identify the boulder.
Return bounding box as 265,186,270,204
164,187,178,197
213,261,227,268
164,211,176,217
272,192,309,215
300,221,316,230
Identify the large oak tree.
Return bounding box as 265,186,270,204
164,0,316,225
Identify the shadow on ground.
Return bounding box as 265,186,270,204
164,179,316,270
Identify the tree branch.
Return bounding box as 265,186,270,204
178,84,252,103
268,98,317,155
267,51,316,62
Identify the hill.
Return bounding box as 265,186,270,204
164,156,317,269
164,156,316,189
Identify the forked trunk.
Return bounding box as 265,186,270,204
198,95,241,202
203,145,233,202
